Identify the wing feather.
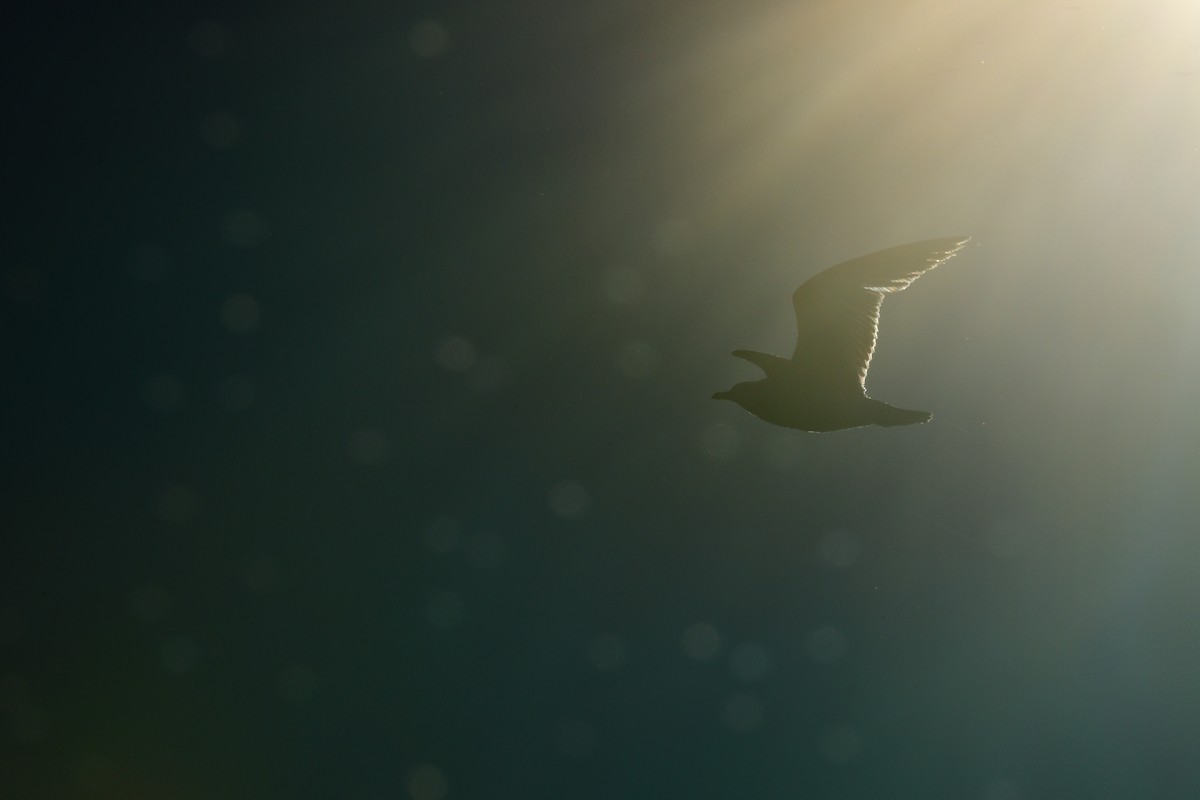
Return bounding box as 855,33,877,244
790,237,969,390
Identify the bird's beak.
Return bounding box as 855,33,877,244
712,392,729,401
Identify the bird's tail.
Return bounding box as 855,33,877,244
875,404,933,427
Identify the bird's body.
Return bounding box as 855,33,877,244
713,375,930,432
713,237,969,432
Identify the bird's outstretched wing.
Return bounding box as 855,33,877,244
791,237,969,390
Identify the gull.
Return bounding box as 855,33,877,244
712,237,969,432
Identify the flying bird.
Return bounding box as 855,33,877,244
712,237,969,432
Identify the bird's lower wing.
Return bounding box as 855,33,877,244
731,349,795,378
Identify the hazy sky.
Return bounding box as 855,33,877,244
6,1,1200,798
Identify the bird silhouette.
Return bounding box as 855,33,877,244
712,237,969,432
